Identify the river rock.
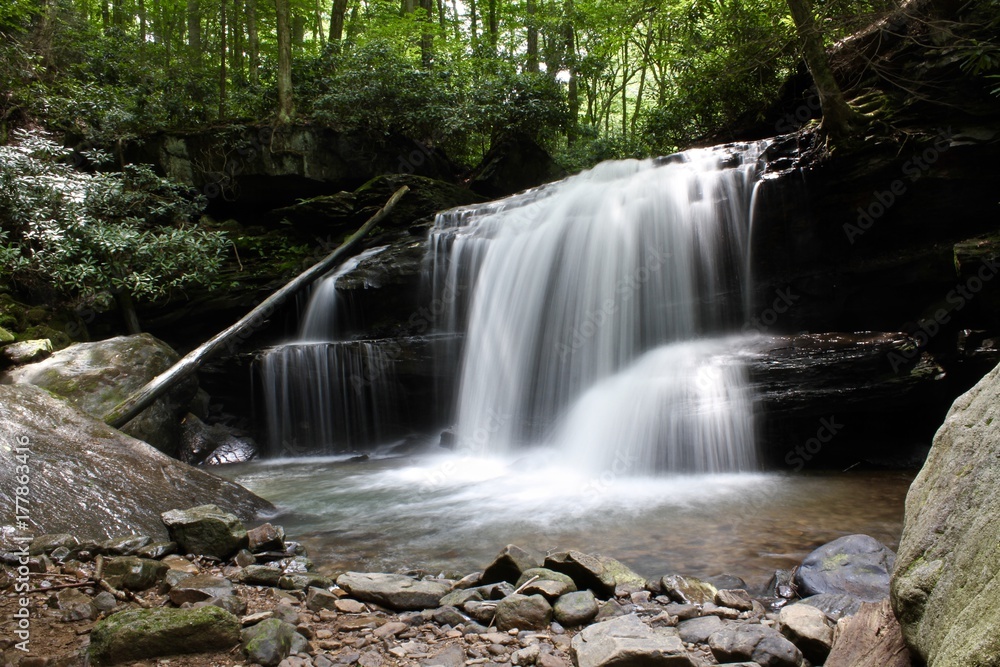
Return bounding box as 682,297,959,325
708,624,803,667
595,555,648,593
168,574,233,605
481,544,542,585
553,590,599,626
89,606,240,665
776,602,834,663
102,557,168,591
1,334,197,455
570,614,694,667
891,360,1000,667
825,599,911,667
51,588,97,622
248,523,285,553
0,385,271,540
306,586,339,612
241,618,310,667
236,564,284,587
544,551,616,598
794,534,895,601
494,593,553,631
660,574,718,605
29,533,79,556
336,572,449,611
101,534,152,556
439,582,513,607
715,588,754,611
677,615,725,644
798,593,864,621
161,504,249,559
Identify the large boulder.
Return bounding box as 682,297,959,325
0,384,272,541
570,614,695,667
1,334,196,456
795,534,895,602
336,572,449,611
891,361,1000,666
161,505,248,559
89,606,240,665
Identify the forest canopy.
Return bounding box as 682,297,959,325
0,0,905,170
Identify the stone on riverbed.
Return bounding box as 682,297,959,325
102,556,168,591
481,544,542,585
708,623,803,667
660,574,718,605
570,614,694,667
336,572,450,611
544,550,616,598
494,593,553,631
794,534,894,602
168,574,233,605
553,590,599,626
161,504,249,560
241,618,310,666
776,602,834,663
89,606,240,665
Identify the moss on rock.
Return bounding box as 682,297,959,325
89,606,240,665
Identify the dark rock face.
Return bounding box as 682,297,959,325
470,134,567,198
122,126,460,215
0,384,273,541
1,334,196,456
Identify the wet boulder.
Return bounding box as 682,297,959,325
161,505,249,560
336,572,450,611
795,534,895,602
0,384,272,541
89,606,240,665
1,334,197,456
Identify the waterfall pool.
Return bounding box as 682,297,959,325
218,451,913,589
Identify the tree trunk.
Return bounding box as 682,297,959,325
469,0,478,48
103,187,410,430
275,0,295,123
329,0,347,40
138,0,147,43
487,0,497,52
786,0,859,138
292,13,306,49
247,0,259,82
101,0,110,34
419,0,434,67
187,0,201,57
564,0,578,143
114,290,142,336
526,0,538,73
219,0,227,117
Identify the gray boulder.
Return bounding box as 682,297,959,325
891,361,1000,667
544,550,616,598
553,590,598,626
708,624,803,667
89,606,240,665
1,334,196,455
241,618,310,667
660,574,718,605
777,603,834,664
798,593,864,621
481,544,541,585
494,593,553,631
161,504,249,559
336,572,449,611
570,614,694,667
795,534,895,601
0,385,271,541
3,339,53,365
677,616,725,644
168,574,234,605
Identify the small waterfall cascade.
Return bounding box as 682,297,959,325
258,246,400,455
428,143,767,472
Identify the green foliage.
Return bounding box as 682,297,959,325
0,130,228,312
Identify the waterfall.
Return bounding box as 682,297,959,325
258,246,398,455
429,143,767,472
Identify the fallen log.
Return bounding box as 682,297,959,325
103,186,409,429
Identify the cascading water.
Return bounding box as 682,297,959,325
258,246,400,454
429,143,767,472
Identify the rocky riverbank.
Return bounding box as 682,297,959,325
1,504,909,667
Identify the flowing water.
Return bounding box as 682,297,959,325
220,454,913,588
242,142,915,582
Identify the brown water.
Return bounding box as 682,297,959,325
220,451,914,590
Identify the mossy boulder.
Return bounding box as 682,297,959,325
89,606,240,665
0,333,196,456
241,618,310,666
161,505,248,560
891,361,1000,666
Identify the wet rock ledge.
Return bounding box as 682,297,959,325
1,504,910,667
